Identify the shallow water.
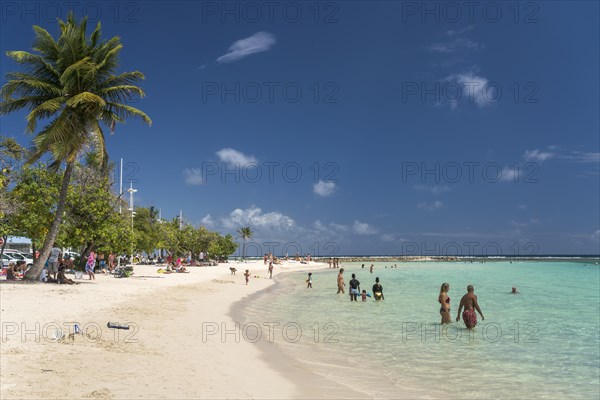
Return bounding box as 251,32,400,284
241,261,600,399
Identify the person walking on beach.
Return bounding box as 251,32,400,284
438,283,451,324
307,272,313,288
48,244,62,280
244,269,250,285
456,285,484,329
337,268,346,294
349,273,361,302
268,262,273,279
373,277,384,301
85,251,96,280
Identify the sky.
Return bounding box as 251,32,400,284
1,1,599,256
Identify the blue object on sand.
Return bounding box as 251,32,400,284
107,322,130,330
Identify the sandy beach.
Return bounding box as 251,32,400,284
0,260,367,399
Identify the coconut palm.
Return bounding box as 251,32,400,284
0,13,151,279
236,226,253,260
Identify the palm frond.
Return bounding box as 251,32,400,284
105,102,152,126
26,96,67,132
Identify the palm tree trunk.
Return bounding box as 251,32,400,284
24,161,74,280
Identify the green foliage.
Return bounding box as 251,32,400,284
237,226,253,259
133,206,161,254
0,13,152,170
0,13,151,278
8,164,61,247
58,161,126,253
0,136,25,239
208,234,238,260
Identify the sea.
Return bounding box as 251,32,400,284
238,259,600,399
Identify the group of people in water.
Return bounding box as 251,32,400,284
333,268,385,301
438,283,485,329
308,262,496,329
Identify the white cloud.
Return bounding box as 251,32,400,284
444,72,495,108
216,32,276,63
221,205,295,231
381,233,396,242
418,201,444,211
592,230,600,241
313,180,337,197
523,149,555,162
561,151,600,163
511,219,540,228
201,214,214,227
445,26,474,36
499,167,520,182
313,220,349,233
183,168,205,185
517,204,528,210
429,38,483,53
216,148,258,166
414,184,451,194
352,220,378,235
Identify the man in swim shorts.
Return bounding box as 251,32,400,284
456,285,484,329
348,273,360,302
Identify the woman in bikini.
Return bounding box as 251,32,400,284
438,282,451,324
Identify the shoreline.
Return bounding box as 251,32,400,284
0,260,347,399
228,265,369,399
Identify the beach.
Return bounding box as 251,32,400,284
1,260,363,399
2,259,599,399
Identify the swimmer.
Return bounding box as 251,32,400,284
372,277,385,301
438,282,451,324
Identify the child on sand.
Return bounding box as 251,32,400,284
244,270,250,285
307,273,313,288
268,262,273,279
361,290,368,301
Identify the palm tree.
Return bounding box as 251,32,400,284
0,13,151,279
236,226,253,260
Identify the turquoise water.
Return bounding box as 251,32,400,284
241,261,600,399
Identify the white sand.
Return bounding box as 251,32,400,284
0,260,363,399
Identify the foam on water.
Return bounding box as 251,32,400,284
241,261,600,399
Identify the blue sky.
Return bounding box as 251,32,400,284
1,1,599,256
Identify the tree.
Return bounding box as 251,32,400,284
8,164,60,259
157,218,182,257
133,206,161,255
237,226,253,259
57,159,122,267
0,14,151,279
208,234,238,261
0,137,25,257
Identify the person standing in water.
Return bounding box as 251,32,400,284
349,273,361,301
369,264,374,274
372,277,384,301
336,268,346,294
456,285,484,329
438,283,451,324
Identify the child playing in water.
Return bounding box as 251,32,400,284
361,290,368,301
307,272,313,288
244,270,250,285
